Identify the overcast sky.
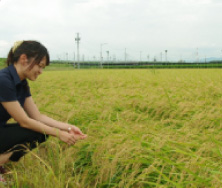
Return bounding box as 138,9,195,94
1,0,222,62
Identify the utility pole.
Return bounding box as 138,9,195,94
154,56,156,62
106,51,109,62
113,54,116,62
165,50,168,62
125,48,127,62
100,43,107,68
140,51,142,62
196,48,199,63
220,49,222,60
180,55,183,62
66,52,68,62
73,52,75,68
75,33,81,69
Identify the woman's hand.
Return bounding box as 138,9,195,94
58,130,77,145
68,125,87,140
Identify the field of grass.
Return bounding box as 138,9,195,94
3,68,222,187
0,58,6,69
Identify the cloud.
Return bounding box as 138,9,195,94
0,0,222,61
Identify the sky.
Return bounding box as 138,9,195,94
0,0,222,62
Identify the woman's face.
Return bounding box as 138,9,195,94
24,56,47,81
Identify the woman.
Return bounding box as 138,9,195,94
0,40,87,183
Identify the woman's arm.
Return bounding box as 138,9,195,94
24,97,87,140
2,101,77,145
36,115,87,140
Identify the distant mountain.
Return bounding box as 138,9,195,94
204,57,222,62
185,57,222,63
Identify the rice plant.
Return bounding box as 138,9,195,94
4,69,222,188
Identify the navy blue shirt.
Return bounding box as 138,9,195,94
0,65,31,126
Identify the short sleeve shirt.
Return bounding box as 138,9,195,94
0,65,31,126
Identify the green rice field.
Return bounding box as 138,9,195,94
3,68,222,188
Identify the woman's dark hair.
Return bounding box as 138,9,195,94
6,40,50,68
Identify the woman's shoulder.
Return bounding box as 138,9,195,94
0,67,13,85
0,66,10,75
